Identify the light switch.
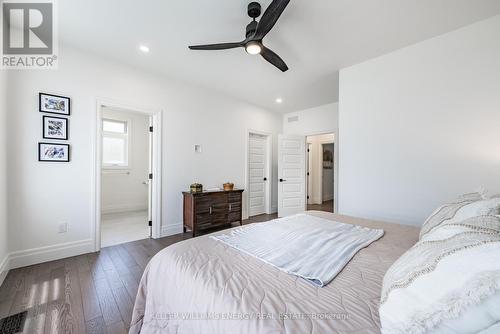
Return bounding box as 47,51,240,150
194,144,202,153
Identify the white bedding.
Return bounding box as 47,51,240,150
211,213,384,287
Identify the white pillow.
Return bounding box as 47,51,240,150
420,194,500,239
380,215,500,334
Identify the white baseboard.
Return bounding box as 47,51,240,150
101,204,148,215
0,254,9,287
9,239,94,270
161,223,183,237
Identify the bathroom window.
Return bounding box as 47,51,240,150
102,119,129,168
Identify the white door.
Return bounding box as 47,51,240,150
278,134,306,217
248,133,268,216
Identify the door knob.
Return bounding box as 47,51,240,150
263,177,267,181
279,178,286,182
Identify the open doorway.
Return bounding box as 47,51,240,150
306,133,334,213
100,106,152,247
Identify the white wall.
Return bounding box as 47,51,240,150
0,70,8,284
339,15,500,226
306,134,334,205
6,45,282,268
283,103,338,136
101,108,149,214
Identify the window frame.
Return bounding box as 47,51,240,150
101,117,131,170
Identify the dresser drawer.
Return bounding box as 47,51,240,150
228,192,242,203
228,201,241,213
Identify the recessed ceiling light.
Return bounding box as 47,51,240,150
275,98,283,104
139,45,150,53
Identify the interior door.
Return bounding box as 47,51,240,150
248,133,268,217
278,134,306,217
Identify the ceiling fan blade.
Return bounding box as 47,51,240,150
253,0,290,40
189,42,243,50
260,46,288,72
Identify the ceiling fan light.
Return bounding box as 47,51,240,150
245,41,262,55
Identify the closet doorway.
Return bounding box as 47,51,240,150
306,133,335,213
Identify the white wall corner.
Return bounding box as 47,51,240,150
161,223,183,238
8,239,94,270
0,254,10,287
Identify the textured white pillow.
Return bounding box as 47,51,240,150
420,194,500,240
380,215,500,334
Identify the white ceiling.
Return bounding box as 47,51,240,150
59,1,500,113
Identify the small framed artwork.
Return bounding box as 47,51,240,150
43,116,68,140
39,143,70,162
39,93,71,115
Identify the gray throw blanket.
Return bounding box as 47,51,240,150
211,213,384,287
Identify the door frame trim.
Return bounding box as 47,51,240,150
92,98,163,252
245,130,273,219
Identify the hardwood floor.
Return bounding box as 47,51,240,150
0,214,277,334
307,199,334,212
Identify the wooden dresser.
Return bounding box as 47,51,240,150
183,189,244,237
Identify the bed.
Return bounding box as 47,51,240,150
129,211,419,334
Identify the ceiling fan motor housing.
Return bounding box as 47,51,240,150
246,21,258,38
248,2,261,18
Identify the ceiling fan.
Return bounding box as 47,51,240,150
188,0,290,72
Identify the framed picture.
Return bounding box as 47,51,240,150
43,116,68,140
38,143,70,162
39,93,71,115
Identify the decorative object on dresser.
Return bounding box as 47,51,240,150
190,183,203,193
223,182,234,191
183,189,244,237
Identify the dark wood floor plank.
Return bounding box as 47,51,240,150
127,265,143,284
43,266,65,334
115,245,138,268
103,266,124,291
111,287,133,326
23,271,50,334
0,270,20,303
120,274,139,301
63,267,87,334
106,247,130,277
78,269,102,322
76,255,91,273
106,321,127,334
85,316,107,334
96,249,114,272
121,243,149,269
94,278,122,326
87,252,106,282
0,299,13,319
9,266,36,315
